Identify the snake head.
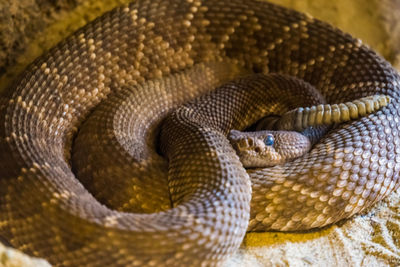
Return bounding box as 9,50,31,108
228,129,311,168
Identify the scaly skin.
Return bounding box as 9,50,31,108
0,0,400,266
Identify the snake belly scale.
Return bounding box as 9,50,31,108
1,0,400,266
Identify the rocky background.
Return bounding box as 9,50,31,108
0,0,131,92
1,0,400,266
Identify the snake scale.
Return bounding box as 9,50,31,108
1,0,400,266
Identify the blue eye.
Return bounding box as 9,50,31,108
264,135,274,146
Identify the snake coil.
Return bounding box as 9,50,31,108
1,0,400,266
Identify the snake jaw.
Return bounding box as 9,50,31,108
228,129,311,168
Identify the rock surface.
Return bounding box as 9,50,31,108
0,242,50,267
0,0,83,77
0,0,130,92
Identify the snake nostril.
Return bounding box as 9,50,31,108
254,147,262,153
238,139,248,148
252,65,262,73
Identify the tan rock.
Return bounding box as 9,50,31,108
0,242,50,267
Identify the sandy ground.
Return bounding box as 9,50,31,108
226,190,400,266
1,0,400,266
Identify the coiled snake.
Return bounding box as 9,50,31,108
1,0,400,266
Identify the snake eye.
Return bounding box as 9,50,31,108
264,135,274,146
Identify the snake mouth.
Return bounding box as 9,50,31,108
237,150,285,168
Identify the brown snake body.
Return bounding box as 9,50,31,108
1,0,400,266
